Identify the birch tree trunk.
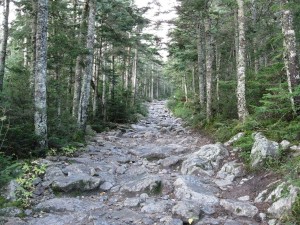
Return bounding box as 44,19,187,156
236,0,248,122
0,0,10,91
216,45,221,111
34,0,48,150
197,21,206,107
281,0,300,113
251,0,259,75
72,0,88,118
77,0,96,131
30,0,37,89
205,18,213,122
131,48,138,105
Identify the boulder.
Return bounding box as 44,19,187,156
250,133,279,168
174,175,219,214
220,199,258,218
120,175,162,194
267,184,299,218
141,200,171,213
51,174,102,192
215,161,244,187
34,198,102,213
181,143,229,175
224,132,245,146
172,201,203,223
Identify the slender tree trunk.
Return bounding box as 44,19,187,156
30,0,37,89
150,64,154,101
183,74,188,102
252,0,259,75
92,41,102,118
236,0,248,122
131,48,138,104
0,0,10,91
216,45,221,112
192,65,196,95
34,0,49,150
205,18,213,122
281,0,300,113
72,0,88,118
197,21,206,107
156,75,159,99
77,0,96,131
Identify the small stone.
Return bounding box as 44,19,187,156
238,196,250,201
220,199,258,218
139,193,149,203
124,198,140,207
100,182,113,191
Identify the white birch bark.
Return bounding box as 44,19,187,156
77,0,96,131
0,0,10,91
205,18,213,122
131,48,138,104
34,0,48,150
72,0,88,118
281,0,300,113
236,0,248,122
197,21,206,107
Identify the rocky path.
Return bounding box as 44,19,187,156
2,101,285,225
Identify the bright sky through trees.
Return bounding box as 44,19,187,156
134,0,178,59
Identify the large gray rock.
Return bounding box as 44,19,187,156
120,174,162,194
0,207,22,217
250,133,279,168
181,143,229,176
160,216,183,225
172,201,203,223
3,180,19,201
28,212,90,225
224,132,245,146
215,161,244,187
34,198,103,213
267,184,299,218
51,174,102,192
141,200,171,213
174,175,219,214
220,199,258,218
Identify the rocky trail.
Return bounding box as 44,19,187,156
1,101,297,225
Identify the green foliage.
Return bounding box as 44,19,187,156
0,153,21,187
47,146,79,157
15,161,47,208
233,133,254,164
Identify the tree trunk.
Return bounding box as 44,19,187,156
183,74,188,102
216,45,221,112
251,0,259,75
197,21,206,107
131,48,138,105
72,0,88,118
34,0,49,150
30,0,37,89
236,0,248,122
281,0,300,113
92,41,102,118
0,0,10,91
205,18,213,122
77,0,96,131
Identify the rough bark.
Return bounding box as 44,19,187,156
205,18,213,122
197,21,206,107
281,0,300,113
30,0,37,89
72,0,89,118
0,0,10,91
236,0,248,122
131,48,138,104
216,45,221,111
251,0,259,75
77,0,96,131
34,0,49,150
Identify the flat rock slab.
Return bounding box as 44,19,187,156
220,199,258,218
181,143,229,175
120,174,162,194
51,174,102,192
34,198,104,213
174,175,219,214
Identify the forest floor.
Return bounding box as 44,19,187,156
1,101,282,225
